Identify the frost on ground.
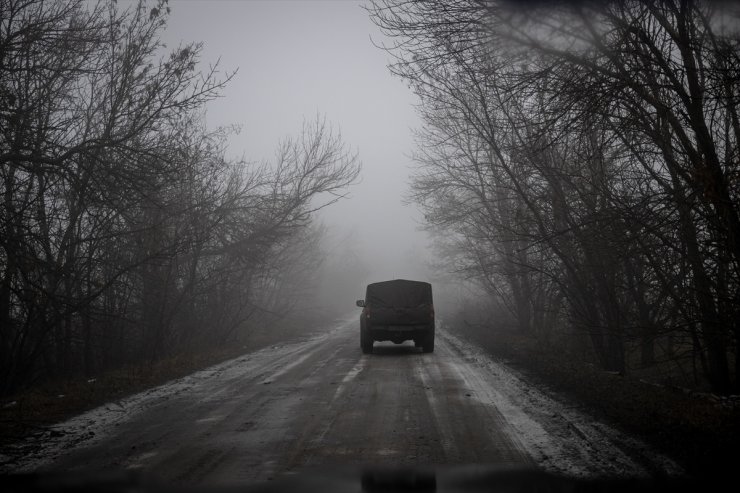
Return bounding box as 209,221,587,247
0,327,341,474
439,328,684,478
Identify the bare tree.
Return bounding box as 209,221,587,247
0,1,360,395
369,0,740,392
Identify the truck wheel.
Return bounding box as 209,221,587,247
361,330,373,354
422,331,434,353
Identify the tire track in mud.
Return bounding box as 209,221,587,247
413,338,531,466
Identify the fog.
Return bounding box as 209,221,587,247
162,0,434,303
4,1,739,480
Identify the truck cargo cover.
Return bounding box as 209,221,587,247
365,279,433,308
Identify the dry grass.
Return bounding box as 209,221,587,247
0,344,244,445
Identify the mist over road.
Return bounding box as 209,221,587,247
9,319,680,484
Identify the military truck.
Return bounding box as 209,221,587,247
355,279,435,354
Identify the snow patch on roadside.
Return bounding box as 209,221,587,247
440,328,683,478
1,321,348,473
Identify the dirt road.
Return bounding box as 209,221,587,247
6,318,681,484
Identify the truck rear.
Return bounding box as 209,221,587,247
356,279,435,354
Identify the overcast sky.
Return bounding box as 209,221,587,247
159,0,432,284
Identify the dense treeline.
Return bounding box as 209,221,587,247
369,0,740,393
0,0,359,396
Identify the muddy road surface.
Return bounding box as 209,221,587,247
5,318,681,484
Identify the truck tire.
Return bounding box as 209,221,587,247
361,329,373,354
422,331,434,353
